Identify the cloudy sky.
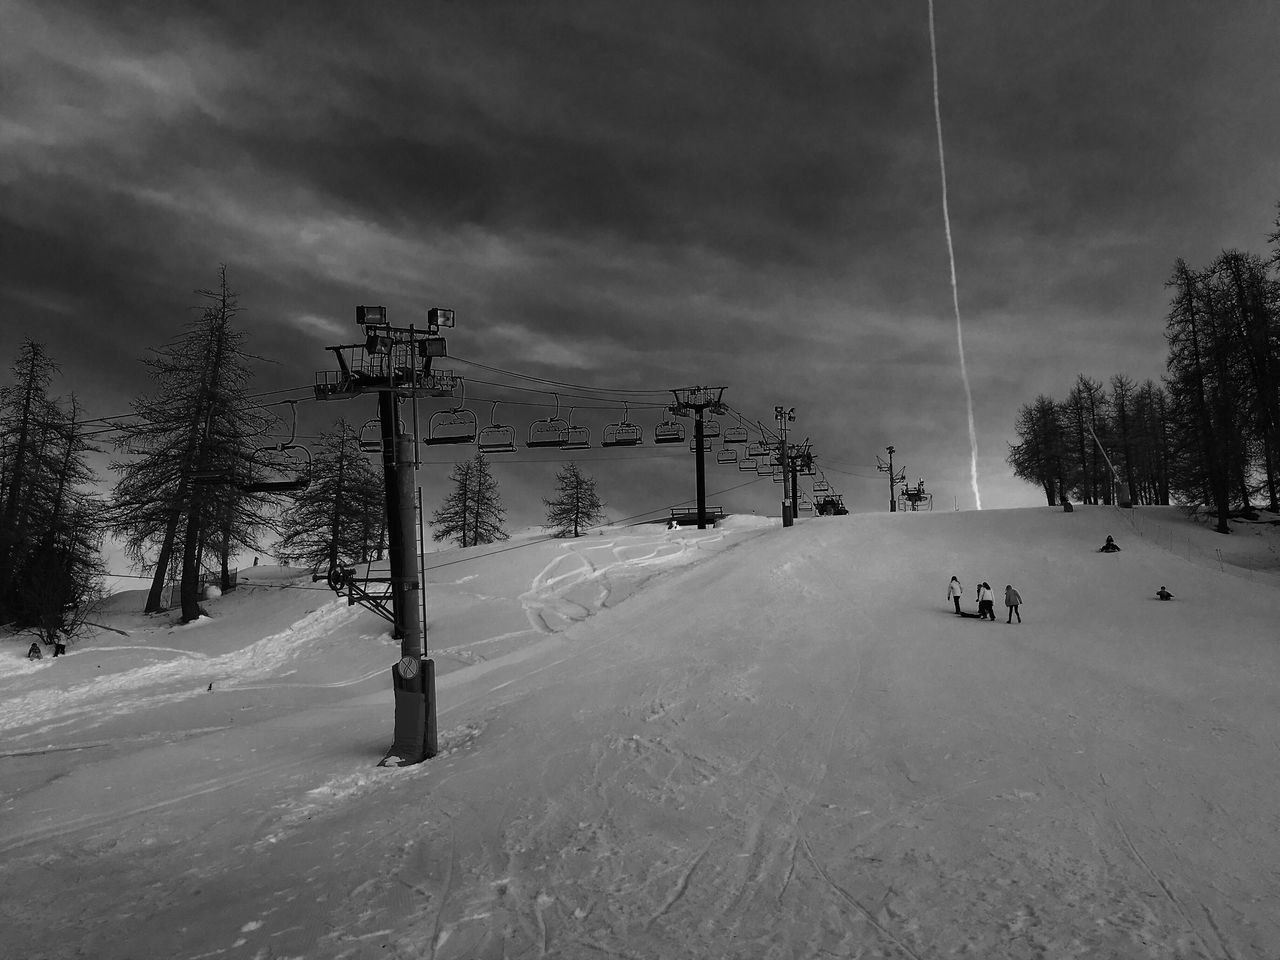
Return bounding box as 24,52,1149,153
4,0,1279,530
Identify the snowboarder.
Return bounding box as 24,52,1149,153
1099,535,1121,553
26,642,42,660
977,582,995,621
946,576,964,615
1156,585,1174,601
1004,584,1022,623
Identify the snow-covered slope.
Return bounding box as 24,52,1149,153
2,507,1278,959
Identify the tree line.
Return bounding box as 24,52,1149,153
1009,207,1280,533
1,268,608,646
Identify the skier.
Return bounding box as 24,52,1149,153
1099,535,1121,553
26,642,42,660
1004,584,1023,623
946,576,964,615
1156,585,1174,601
977,582,995,621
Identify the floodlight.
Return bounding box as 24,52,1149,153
364,332,393,355
417,337,447,359
356,305,387,325
427,307,455,333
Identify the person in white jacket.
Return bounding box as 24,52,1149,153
977,581,995,621
946,576,964,615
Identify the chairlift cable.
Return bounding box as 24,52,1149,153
450,356,675,397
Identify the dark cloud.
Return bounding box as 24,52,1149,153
3,0,1279,523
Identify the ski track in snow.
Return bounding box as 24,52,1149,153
520,530,729,634
0,600,361,738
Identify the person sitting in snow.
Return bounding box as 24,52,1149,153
26,641,42,660
946,576,964,615
1156,585,1174,601
1099,535,1121,553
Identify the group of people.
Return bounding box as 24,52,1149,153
946,577,1022,623
25,640,66,659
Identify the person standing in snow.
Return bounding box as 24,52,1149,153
977,582,995,621
1004,584,1022,623
946,576,964,614
1156,585,1174,601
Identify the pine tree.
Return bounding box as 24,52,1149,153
110,267,272,618
1165,258,1237,531
1007,396,1066,506
431,452,508,548
0,344,107,640
0,339,59,622
275,418,385,573
543,461,606,537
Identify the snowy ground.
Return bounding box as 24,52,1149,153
2,506,1278,959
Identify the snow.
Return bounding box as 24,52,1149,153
2,506,1279,959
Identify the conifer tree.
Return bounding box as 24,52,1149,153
1007,396,1066,506
431,452,508,548
0,343,107,640
275,418,386,573
543,461,606,537
110,267,272,618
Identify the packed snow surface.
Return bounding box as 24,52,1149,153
2,507,1279,959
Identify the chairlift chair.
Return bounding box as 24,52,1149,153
702,418,721,439
240,401,313,493
716,447,738,464
527,395,570,448
653,417,686,444
477,401,517,454
241,446,313,493
747,441,769,458
757,462,775,477
601,404,643,447
689,438,713,454
562,410,592,451
723,425,748,444
738,457,757,472
812,479,831,494
423,380,478,445
527,418,569,448
358,418,382,454
424,408,478,445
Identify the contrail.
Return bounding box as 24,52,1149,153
928,0,982,510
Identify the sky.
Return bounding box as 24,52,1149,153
4,0,1280,536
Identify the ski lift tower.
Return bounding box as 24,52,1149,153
877,445,906,513
313,305,457,766
670,386,727,529
773,406,797,527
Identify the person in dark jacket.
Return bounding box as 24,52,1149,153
1156,585,1174,601
1004,584,1023,623
1099,535,1121,553
27,642,43,660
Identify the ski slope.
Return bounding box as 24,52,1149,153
1,507,1278,959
